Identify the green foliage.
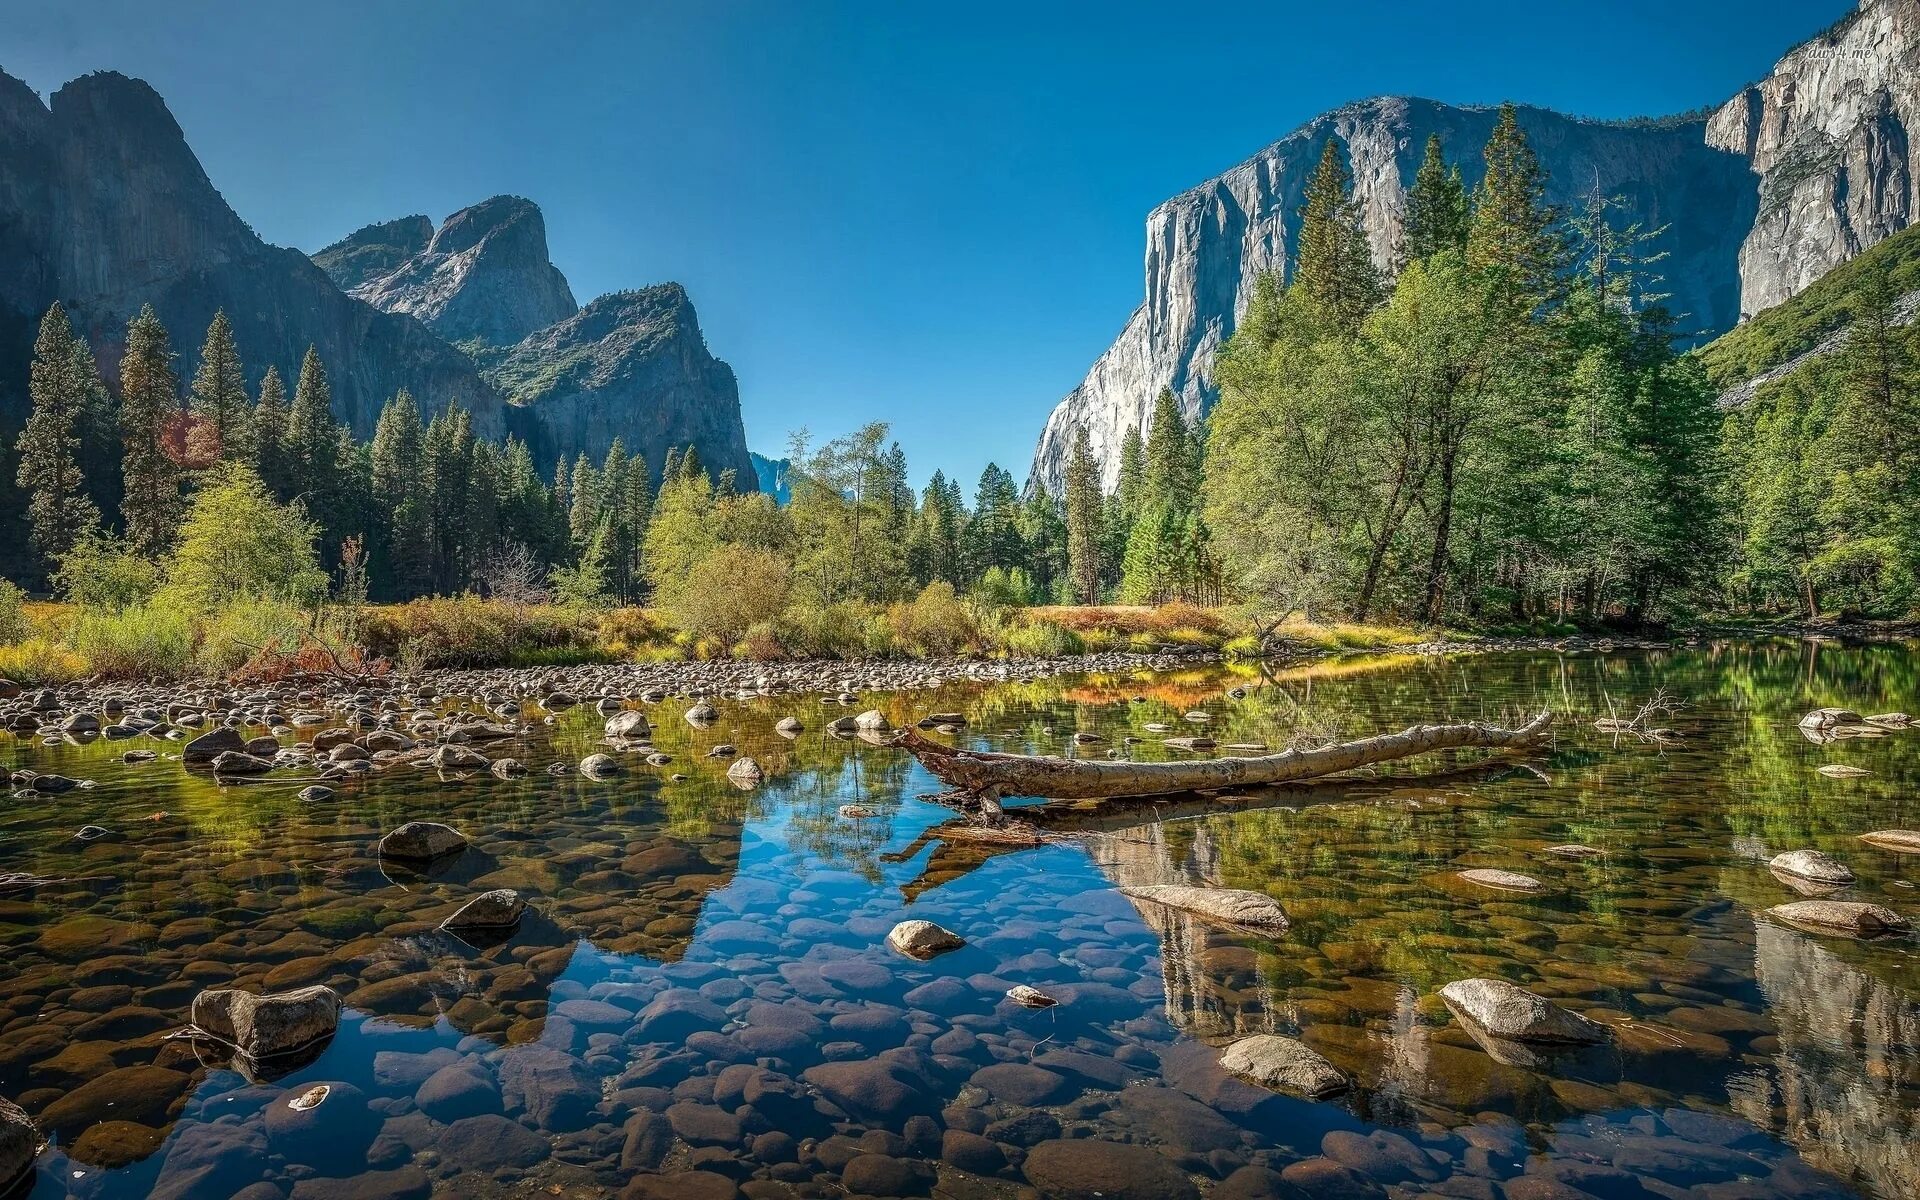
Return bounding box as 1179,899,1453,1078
1295,137,1380,331
1063,426,1104,603
159,462,327,613
188,310,253,465
195,598,314,677
16,303,101,570
551,521,614,609
54,529,160,611
67,603,195,679
0,580,29,645
886,581,979,656
1697,221,1920,390
359,597,604,669
661,544,790,646
1404,134,1469,265
117,304,184,558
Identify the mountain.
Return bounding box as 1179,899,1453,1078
475,285,755,487
750,452,792,504
1029,0,1920,492
0,69,505,443
315,196,578,346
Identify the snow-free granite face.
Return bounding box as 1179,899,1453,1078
1029,0,1920,494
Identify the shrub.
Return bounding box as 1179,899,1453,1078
161,462,328,612
597,608,669,656
359,597,601,668
0,580,29,645
197,599,315,678
68,604,194,679
0,638,87,684
55,530,160,611
734,621,787,661
777,599,879,659
660,545,790,647
886,582,979,657
1149,601,1229,636
996,619,1084,658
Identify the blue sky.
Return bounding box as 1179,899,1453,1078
8,0,1847,488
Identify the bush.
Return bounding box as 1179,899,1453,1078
359,597,603,668
659,545,790,647
0,580,29,645
54,530,160,611
161,462,328,612
996,619,1084,658
0,638,87,684
886,582,979,656
776,599,882,659
734,621,787,661
68,604,194,679
197,599,315,678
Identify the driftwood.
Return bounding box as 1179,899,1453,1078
890,709,1552,804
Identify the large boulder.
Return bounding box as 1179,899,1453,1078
1769,900,1910,937
192,985,341,1059
886,920,965,960
1438,978,1609,1044
440,889,526,935
605,711,652,740
1859,829,1920,854
181,726,246,763
853,709,891,732
1769,848,1853,885
1219,1034,1349,1098
378,822,469,861
1118,885,1289,932
0,1097,40,1193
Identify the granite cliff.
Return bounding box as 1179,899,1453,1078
1031,0,1920,492
0,69,503,441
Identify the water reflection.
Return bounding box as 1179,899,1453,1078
0,639,1914,1197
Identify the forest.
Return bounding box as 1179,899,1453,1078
2,104,1916,681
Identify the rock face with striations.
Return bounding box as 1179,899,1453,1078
482,285,756,485
318,196,578,346
1028,0,1920,493
1709,0,1920,316
0,69,504,440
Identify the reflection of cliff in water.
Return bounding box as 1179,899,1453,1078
1738,921,1920,1200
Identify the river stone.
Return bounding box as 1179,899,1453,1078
685,701,718,725
1816,764,1869,777
427,745,489,770
606,711,652,739
580,753,621,778
182,726,246,763
489,758,527,779
1769,849,1853,885
192,984,341,1058
1006,984,1057,1008
1544,844,1603,858
854,708,891,731
1859,829,1920,853
886,920,965,960
440,889,525,934
1022,1139,1201,1200
1769,900,1910,936
1219,1033,1350,1098
1799,707,1863,730
776,717,804,734
296,785,333,803
378,821,468,861
1439,978,1610,1044
1457,868,1546,892
211,750,275,774
726,756,763,784
0,1097,39,1193
1119,884,1290,931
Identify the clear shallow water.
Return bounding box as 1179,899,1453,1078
1,640,1918,1199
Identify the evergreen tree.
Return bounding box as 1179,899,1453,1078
1115,423,1146,521
1404,134,1469,263
117,304,184,557
569,453,601,545
1467,102,1561,309
369,390,430,598
1063,426,1104,604
285,348,340,527
253,366,290,495
188,310,252,465
72,336,120,526
964,463,1024,580
1294,138,1379,331
16,303,100,568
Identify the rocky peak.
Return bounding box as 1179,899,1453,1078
484,283,756,489
336,194,578,346
311,214,433,292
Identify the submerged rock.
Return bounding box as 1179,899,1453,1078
210,750,275,775
1769,849,1854,885
378,821,469,861
440,889,526,934
1023,1139,1200,1200
1457,868,1546,892
192,985,341,1059
1859,829,1920,853
1816,763,1869,778
886,920,965,960
1769,900,1910,936
1439,978,1610,1044
1119,884,1290,931
1544,844,1604,859
1219,1034,1349,1099
1799,707,1864,730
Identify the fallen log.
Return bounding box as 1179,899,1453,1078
890,709,1552,803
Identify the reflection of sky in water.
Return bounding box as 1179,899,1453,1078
5,641,1919,1197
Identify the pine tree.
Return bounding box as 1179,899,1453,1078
117,304,184,557
1143,387,1196,512
1294,138,1379,330
188,310,253,465
1115,424,1146,520
1467,102,1560,308
1404,134,1469,263
253,366,290,495
285,348,340,512
1064,426,1104,604
369,390,430,597
569,453,601,544
16,303,100,567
